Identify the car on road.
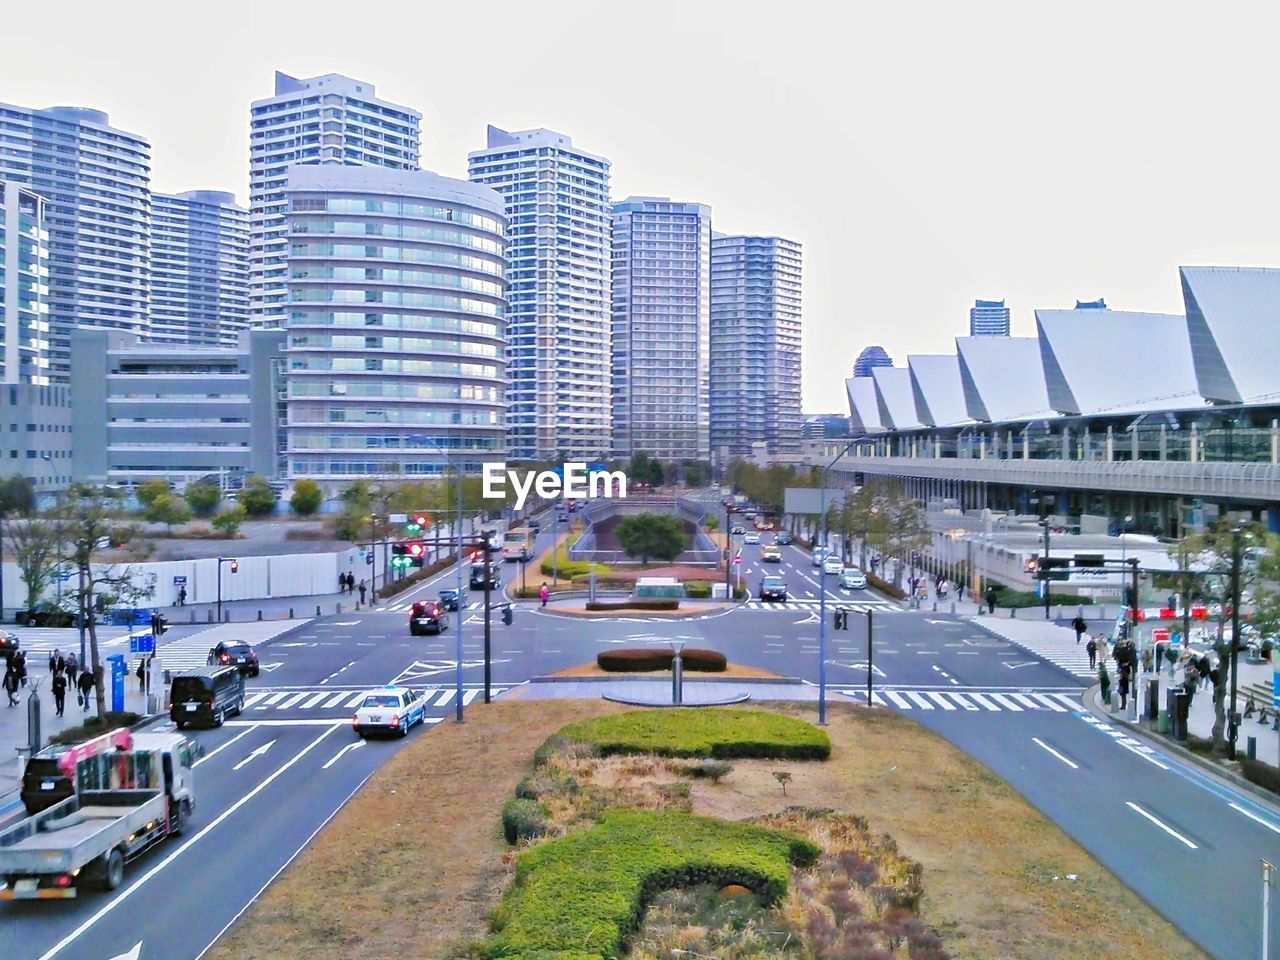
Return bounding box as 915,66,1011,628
839,567,868,590
206,641,259,676
469,563,501,590
822,556,844,576
352,685,427,738
438,588,461,611
762,545,781,563
743,531,760,545
775,531,793,546
0,629,18,662
811,547,831,567
409,600,447,635
171,666,246,729
730,525,745,535
759,575,788,602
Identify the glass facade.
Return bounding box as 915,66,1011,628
468,127,612,462
248,72,421,327
0,182,51,384
283,166,507,481
611,197,712,460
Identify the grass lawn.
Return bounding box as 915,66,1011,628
204,700,1209,960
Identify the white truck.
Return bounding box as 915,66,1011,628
0,728,196,899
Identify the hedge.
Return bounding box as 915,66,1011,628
551,708,831,761
48,712,142,746
375,554,456,600
1240,757,1280,796
867,571,906,600
990,585,1094,609
585,598,679,612
597,648,726,673
484,810,818,959
501,797,550,845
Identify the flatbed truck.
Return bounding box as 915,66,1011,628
0,728,196,899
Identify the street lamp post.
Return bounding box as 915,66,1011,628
215,556,238,623
1227,522,1247,760
817,440,859,725
1039,517,1051,620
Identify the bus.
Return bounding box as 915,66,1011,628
502,525,535,562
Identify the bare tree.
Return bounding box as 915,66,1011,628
6,515,61,613
58,486,156,717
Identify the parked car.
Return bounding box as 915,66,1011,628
839,568,868,590
207,641,260,676
759,576,788,602
743,531,761,545
775,531,793,546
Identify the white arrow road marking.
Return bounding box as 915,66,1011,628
109,943,142,960
1003,661,1039,670
793,613,820,625
259,662,283,672
233,740,276,771
193,726,258,767
830,661,887,677
322,740,366,770
333,620,362,625
1032,737,1079,769
1126,801,1198,849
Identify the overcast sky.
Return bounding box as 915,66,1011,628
7,0,1279,412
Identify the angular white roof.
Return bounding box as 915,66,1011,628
956,337,1054,422
872,367,920,430
908,354,970,426
1181,266,1280,404
1035,309,1202,415
845,377,884,433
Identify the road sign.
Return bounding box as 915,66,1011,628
732,556,742,566
172,575,187,585
129,634,155,654
366,552,374,565
389,513,408,523
57,571,72,582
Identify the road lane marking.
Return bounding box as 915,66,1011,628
300,692,330,708
1031,694,1068,712
1032,737,1079,769
37,723,344,960
321,739,366,769
194,726,259,767
1126,801,1198,849
275,693,309,710
233,739,276,770
1228,802,1280,835
925,692,956,710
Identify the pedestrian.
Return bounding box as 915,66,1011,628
938,578,949,600
1167,592,1177,611
1118,663,1131,710
1072,614,1087,644
1098,661,1111,704
135,657,145,692
358,579,367,605
339,572,347,594
985,585,997,614
539,583,549,607
14,650,26,688
1086,635,1098,669
177,585,187,607
346,572,355,594
48,648,65,677
65,651,78,690
1197,653,1212,690
77,669,94,713
51,671,67,717
2,665,17,706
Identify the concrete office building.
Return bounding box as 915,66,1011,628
611,197,712,460
969,298,1011,336
150,190,250,347
853,345,892,378
0,182,51,384
282,165,507,482
468,126,612,461
0,103,151,380
803,413,850,440
248,72,421,327
710,234,803,458
70,328,284,489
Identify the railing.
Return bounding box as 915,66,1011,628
0,795,78,848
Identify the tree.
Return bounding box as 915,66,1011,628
145,493,192,534
238,475,277,517
628,452,653,488
681,460,711,488
211,504,247,537
135,478,171,508
183,482,221,518
858,479,930,590
290,479,324,516
648,459,665,488
58,486,155,718
615,513,687,564
6,516,60,612
0,474,36,516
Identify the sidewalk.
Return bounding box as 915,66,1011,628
156,587,375,623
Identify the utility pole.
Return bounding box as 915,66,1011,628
482,530,493,704
866,609,874,706
453,464,464,723
724,499,732,598
1228,524,1245,760
1040,517,1051,620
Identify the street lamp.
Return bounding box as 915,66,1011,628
215,557,239,623
817,440,859,725
1039,517,1051,620
1227,521,1250,760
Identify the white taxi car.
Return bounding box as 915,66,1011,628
352,685,427,739
822,556,844,576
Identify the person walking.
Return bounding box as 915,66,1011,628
339,572,347,594
1197,652,1212,690
1072,614,1087,644
14,650,26,688
77,669,94,713
65,651,78,693
135,657,146,693
539,583,549,607
358,580,367,605
346,572,356,594
2,664,18,706
1117,662,1131,710
1086,635,1098,670
177,585,187,607
985,585,997,614
48,648,65,677
51,671,67,717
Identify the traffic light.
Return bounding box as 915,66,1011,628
391,543,408,569
834,608,849,631
501,605,514,626
1035,557,1070,581
150,613,168,636
408,541,425,568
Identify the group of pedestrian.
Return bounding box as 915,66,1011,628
338,572,369,605
3,650,27,706
46,647,93,716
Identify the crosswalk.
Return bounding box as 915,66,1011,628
381,599,482,614
838,687,1083,713
154,620,313,671
240,684,515,713
971,618,1097,679
6,627,133,660
743,599,902,612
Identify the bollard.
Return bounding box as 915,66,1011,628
257,610,263,621
337,602,343,615
189,611,195,624
223,609,230,623
950,601,956,615
26,688,41,754
931,601,937,612
316,605,321,617
207,609,213,622
1247,736,1257,760
672,652,684,705
289,607,294,619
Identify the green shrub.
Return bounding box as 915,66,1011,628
551,709,831,761
990,585,1094,609
682,758,734,782
484,810,818,959
48,712,142,746
867,571,906,600
1240,757,1280,795
502,797,550,845
684,580,711,599
596,648,726,673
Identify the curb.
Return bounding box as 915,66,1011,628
1082,683,1280,813
529,674,803,685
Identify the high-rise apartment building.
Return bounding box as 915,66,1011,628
248,72,421,327
853,345,893,378
611,197,712,461
709,234,802,458
969,298,1011,336
0,104,151,380
283,165,507,482
0,182,51,384
150,190,249,347
468,126,612,461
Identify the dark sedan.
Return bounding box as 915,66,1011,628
438,588,461,612
775,532,793,545
0,630,18,662
409,600,447,635
207,641,259,676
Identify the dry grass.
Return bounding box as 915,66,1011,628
206,700,1209,960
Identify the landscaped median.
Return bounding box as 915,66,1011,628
204,701,1212,960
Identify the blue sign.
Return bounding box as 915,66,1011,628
107,655,126,712
57,571,72,582
129,634,154,654
172,575,187,585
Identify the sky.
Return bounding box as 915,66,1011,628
6,0,1280,413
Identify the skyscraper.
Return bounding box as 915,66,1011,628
853,345,892,378
283,165,507,482
709,234,802,457
468,126,612,461
0,181,50,384
611,197,712,461
969,298,1011,336
248,72,421,327
150,190,249,347
0,103,150,380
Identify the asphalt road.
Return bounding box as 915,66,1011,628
3,528,1278,960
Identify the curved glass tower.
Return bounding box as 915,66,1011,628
283,165,507,482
